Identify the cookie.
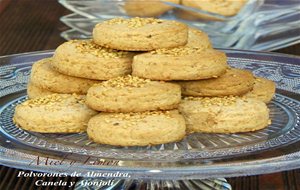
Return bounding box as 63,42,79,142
30,58,99,94
52,40,134,80
132,48,227,80
178,68,254,96
86,75,181,112
186,28,212,49
123,0,180,17
87,110,186,146
243,77,276,103
180,0,247,21
179,96,270,134
27,82,55,99
14,94,98,133
93,17,188,51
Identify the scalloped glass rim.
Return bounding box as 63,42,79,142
0,50,300,179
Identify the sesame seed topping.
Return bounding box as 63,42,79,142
104,111,172,124
102,17,164,28
70,40,129,58
190,29,205,35
184,96,238,107
98,75,151,88
21,94,85,106
255,78,262,82
150,47,205,56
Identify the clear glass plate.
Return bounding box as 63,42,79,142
0,50,300,179
58,0,300,51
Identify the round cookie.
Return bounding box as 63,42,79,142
186,28,212,49
123,0,180,17
179,96,270,134
30,58,99,94
178,68,254,97
243,77,276,103
179,0,247,21
87,110,186,146
27,82,55,99
132,48,227,80
14,94,98,133
93,17,188,51
52,40,134,80
86,75,181,112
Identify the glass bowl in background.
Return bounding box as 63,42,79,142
58,0,300,51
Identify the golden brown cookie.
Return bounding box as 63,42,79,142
123,0,180,17
87,110,186,146
186,28,212,49
30,58,99,94
132,48,227,80
14,94,98,133
93,17,188,51
243,77,276,103
179,0,247,21
52,40,134,80
86,75,181,112
178,68,254,96
179,96,270,134
27,82,55,99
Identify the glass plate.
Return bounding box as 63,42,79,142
0,50,300,179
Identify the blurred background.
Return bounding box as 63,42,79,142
58,0,300,51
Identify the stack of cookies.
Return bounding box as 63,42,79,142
14,17,275,147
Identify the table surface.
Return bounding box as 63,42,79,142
0,0,300,190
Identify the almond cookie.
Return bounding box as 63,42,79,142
186,28,212,49
14,94,98,133
179,96,270,134
87,110,186,146
132,48,227,80
178,68,254,96
86,75,181,112
123,0,180,17
27,82,55,99
52,40,134,80
179,0,247,21
243,77,276,103
93,17,188,51
30,58,99,94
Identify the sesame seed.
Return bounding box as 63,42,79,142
151,47,206,56
184,96,238,106
108,110,172,122
21,94,85,106
97,75,152,88
70,40,129,58
103,17,165,28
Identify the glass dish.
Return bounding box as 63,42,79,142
58,0,300,51
0,50,300,180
